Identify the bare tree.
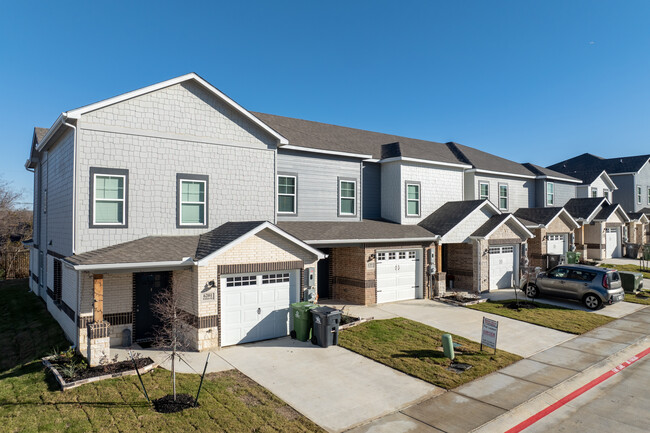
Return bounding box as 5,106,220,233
150,276,192,401
0,178,32,279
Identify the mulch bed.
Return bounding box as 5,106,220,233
505,301,538,310
152,393,198,413
49,355,154,382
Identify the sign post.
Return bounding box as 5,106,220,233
481,317,498,354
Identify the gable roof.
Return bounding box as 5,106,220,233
521,163,581,183
638,207,650,217
418,200,499,237
65,221,324,270
593,203,630,223
446,142,536,178
549,153,650,178
277,219,438,244
470,214,534,239
34,127,49,143
35,73,288,154
563,197,609,222
628,212,649,223
252,112,467,166
513,207,579,229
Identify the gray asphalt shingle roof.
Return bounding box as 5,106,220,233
34,127,49,143
471,214,512,238
277,219,437,242
417,200,487,236
447,142,536,177
521,163,581,182
548,153,650,180
564,197,607,220
514,207,565,226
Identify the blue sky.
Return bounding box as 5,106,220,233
2,1,650,207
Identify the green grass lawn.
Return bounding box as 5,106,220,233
625,292,650,305
0,280,322,433
466,300,614,334
600,263,650,279
338,317,521,389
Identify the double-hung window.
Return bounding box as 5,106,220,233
339,179,356,216
479,182,489,200
591,188,598,198
177,174,208,227
603,189,610,202
637,186,642,205
546,182,555,206
647,187,650,205
278,175,296,214
406,182,420,216
90,168,128,227
498,184,508,210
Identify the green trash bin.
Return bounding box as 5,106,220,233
566,251,581,264
644,245,650,260
291,302,318,342
619,271,644,293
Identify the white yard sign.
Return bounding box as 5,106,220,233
481,317,499,353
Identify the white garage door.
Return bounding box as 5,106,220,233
547,234,567,255
376,250,421,304
605,227,621,258
489,246,515,290
220,271,296,347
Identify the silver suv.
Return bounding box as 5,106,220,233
520,264,624,310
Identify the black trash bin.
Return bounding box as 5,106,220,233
311,306,342,348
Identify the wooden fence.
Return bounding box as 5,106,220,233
1,249,30,280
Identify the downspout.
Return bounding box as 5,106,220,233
62,118,77,255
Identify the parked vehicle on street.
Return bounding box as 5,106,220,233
520,264,624,309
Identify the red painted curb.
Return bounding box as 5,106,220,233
505,346,650,433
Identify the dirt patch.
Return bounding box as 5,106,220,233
238,393,262,406
275,404,300,421
504,301,538,310
152,393,197,413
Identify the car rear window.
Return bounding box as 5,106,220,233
568,270,597,281
608,271,620,282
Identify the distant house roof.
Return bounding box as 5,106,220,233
563,197,608,222
513,207,578,229
548,153,650,178
638,207,650,217
418,200,491,236
34,127,49,144
253,112,465,166
593,203,630,223
65,221,324,269
277,219,438,244
628,212,649,223
470,214,534,239
446,142,536,178
521,163,581,183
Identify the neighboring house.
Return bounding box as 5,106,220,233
549,153,650,213
520,163,582,208
514,207,579,270
626,212,649,257
564,198,630,260
567,169,619,201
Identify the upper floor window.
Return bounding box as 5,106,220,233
637,185,642,205
546,182,554,206
498,184,508,210
406,182,420,216
278,175,296,214
591,188,598,198
339,179,357,216
479,182,489,200
647,187,650,205
603,189,610,202
177,174,208,227
90,167,128,228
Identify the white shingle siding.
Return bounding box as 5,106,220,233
536,179,575,207
471,174,534,213
578,175,610,198
82,81,276,149
75,128,275,253
634,163,650,212
277,150,362,221
443,207,493,244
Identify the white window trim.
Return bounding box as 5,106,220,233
93,173,126,226
479,181,489,200
339,179,357,216
638,185,643,205
591,187,598,198
498,183,509,210
179,179,207,226
277,175,297,215
647,187,650,205
406,182,421,216
546,182,555,206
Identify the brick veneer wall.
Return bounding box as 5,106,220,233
446,243,473,290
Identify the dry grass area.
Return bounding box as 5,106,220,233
338,317,521,389
625,292,650,305
0,280,323,433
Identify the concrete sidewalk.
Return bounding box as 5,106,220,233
329,299,574,358
346,307,650,433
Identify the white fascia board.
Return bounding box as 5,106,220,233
304,236,439,245
467,168,536,180
598,171,618,190
439,201,501,243
364,158,381,163
44,73,288,149
35,114,66,152
548,208,580,230
197,222,326,265
71,259,195,271
483,215,534,239
608,172,636,176
279,144,372,159
536,175,582,184
638,214,649,224
379,156,472,170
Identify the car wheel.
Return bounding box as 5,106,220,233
583,294,602,310
525,284,539,298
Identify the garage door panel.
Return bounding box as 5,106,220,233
376,250,420,304
489,246,515,290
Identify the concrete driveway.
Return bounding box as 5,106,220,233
330,299,574,358
216,337,442,432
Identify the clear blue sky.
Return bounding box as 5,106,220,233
2,1,650,207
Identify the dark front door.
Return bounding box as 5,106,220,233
317,251,331,299
134,271,170,342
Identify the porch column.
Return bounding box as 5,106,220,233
433,243,446,297
87,274,110,367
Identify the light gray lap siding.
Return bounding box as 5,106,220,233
634,163,650,212
536,179,576,207
362,162,381,219
612,174,635,212
472,174,534,212
276,150,362,221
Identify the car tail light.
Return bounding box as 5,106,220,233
602,274,609,289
